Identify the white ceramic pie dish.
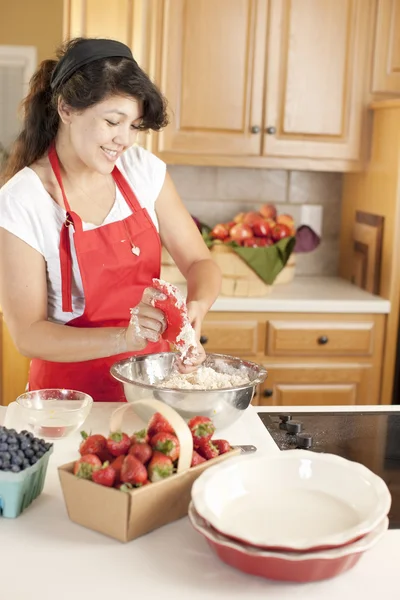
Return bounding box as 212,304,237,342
191,451,391,552
188,502,389,583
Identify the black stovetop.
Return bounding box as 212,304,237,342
258,411,400,529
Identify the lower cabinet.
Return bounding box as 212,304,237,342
0,313,30,406
201,311,386,406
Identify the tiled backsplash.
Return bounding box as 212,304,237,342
168,166,343,276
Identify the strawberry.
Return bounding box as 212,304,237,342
150,432,180,462
120,455,148,486
212,439,231,455
147,451,174,482
79,432,107,456
147,412,175,438
130,429,149,444
188,416,216,447
196,439,219,460
73,454,102,479
92,463,116,487
106,431,131,457
129,442,152,464
110,454,125,486
191,450,206,467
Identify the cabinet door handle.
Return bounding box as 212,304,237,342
263,388,273,398
266,126,276,135
200,335,208,345
251,125,261,134
318,335,329,345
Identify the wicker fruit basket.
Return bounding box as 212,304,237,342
160,246,296,298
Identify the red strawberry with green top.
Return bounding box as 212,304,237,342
79,432,110,461
212,439,231,455
110,455,125,486
92,462,116,487
130,429,149,444
188,416,216,447
147,451,174,482
120,455,148,486
150,432,180,462
147,412,175,438
106,431,131,457
196,439,219,460
191,450,206,467
129,442,152,464
73,454,102,479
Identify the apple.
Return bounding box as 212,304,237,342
252,219,272,238
259,203,277,220
271,223,291,242
243,212,263,227
210,223,229,240
225,220,236,230
277,214,296,235
230,223,253,242
233,212,246,223
242,237,259,247
255,237,274,247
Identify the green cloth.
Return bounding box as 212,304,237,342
231,236,296,284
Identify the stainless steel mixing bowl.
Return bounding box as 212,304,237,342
110,352,267,429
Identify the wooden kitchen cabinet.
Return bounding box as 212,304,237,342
202,311,385,406
0,312,30,406
371,0,400,96
147,0,375,171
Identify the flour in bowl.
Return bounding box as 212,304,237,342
158,365,250,390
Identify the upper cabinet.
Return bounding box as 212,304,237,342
146,0,375,170
371,0,400,95
63,0,377,171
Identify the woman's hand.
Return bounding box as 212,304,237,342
176,299,207,373
124,287,167,351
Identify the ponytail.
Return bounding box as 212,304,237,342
1,59,59,185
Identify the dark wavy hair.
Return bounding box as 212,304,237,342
1,37,169,184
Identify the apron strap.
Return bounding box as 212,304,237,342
48,143,78,313
112,164,142,213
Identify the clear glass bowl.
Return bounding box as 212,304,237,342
15,389,93,440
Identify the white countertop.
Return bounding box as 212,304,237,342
1,403,398,600
209,276,391,313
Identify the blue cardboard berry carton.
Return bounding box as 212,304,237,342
0,447,53,518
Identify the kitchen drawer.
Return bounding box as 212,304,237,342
266,319,375,357
200,320,258,356
257,363,372,406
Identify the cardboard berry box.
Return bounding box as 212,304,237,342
58,399,240,542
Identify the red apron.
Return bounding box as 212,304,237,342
28,144,167,402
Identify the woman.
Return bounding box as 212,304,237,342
0,37,221,402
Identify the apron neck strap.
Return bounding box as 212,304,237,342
48,143,73,215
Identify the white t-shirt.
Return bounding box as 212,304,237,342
0,145,166,324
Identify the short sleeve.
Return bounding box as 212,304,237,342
0,174,46,255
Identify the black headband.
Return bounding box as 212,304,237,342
50,39,134,91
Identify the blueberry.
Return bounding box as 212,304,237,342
32,443,40,452
36,451,44,459
11,465,21,473
22,458,30,468
0,459,2,469
2,452,10,461
21,442,31,451
17,449,24,458
7,429,17,436
7,436,17,444
0,443,8,452
30,456,38,465
2,460,10,469
3,466,11,471
24,448,34,458
8,443,19,452
44,443,52,451
11,454,23,465
0,434,8,443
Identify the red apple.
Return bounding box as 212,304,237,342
230,223,253,242
210,223,229,241
277,214,296,235
242,237,259,247
271,223,291,242
259,203,277,220
255,237,274,247
225,220,236,230
243,212,263,227
252,219,272,238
